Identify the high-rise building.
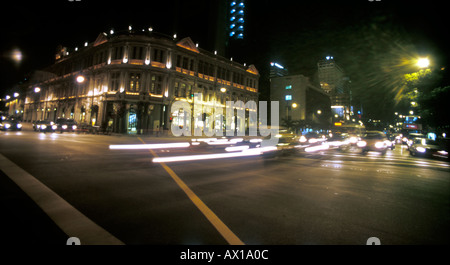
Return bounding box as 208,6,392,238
228,0,245,40
269,62,288,79
317,56,344,94
317,56,352,121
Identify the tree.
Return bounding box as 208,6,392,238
418,86,450,133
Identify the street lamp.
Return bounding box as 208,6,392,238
417,57,430,68
76,75,85,83
34,87,41,93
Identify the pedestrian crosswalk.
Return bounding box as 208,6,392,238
301,148,450,171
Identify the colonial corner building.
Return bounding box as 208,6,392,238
19,29,259,135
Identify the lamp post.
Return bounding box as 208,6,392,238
76,75,85,122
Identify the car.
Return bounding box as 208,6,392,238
55,118,78,133
409,138,448,159
327,132,365,153
261,131,300,159
33,120,57,132
299,132,327,144
0,119,22,131
357,131,390,155
385,133,397,150
403,132,426,147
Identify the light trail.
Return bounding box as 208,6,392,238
109,142,191,150
153,146,277,163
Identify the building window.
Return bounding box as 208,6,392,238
176,55,182,68
129,73,141,92
174,82,179,97
285,95,292,101
152,48,164,63
198,60,204,74
151,75,163,94
110,72,120,91
180,83,186,98
112,46,123,60
130,46,144,60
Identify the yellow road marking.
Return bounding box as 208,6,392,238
138,137,244,245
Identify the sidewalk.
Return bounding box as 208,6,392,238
21,122,265,142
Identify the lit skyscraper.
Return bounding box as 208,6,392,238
317,56,352,121
228,0,245,40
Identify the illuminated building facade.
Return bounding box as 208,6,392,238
22,29,259,134
270,74,331,131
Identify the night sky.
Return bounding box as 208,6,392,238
1,0,448,121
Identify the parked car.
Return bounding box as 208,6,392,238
0,119,22,131
409,138,448,160
55,118,78,133
357,131,390,155
33,120,57,132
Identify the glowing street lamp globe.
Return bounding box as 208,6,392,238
417,57,430,68
76,75,85,83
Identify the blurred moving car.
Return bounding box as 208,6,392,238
0,119,22,131
409,138,448,160
357,131,390,155
55,118,78,133
402,132,426,147
299,132,327,144
262,131,300,159
33,120,57,132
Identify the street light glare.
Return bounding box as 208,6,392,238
76,75,85,83
11,48,22,63
417,57,430,68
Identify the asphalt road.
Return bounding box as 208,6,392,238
1,123,449,246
